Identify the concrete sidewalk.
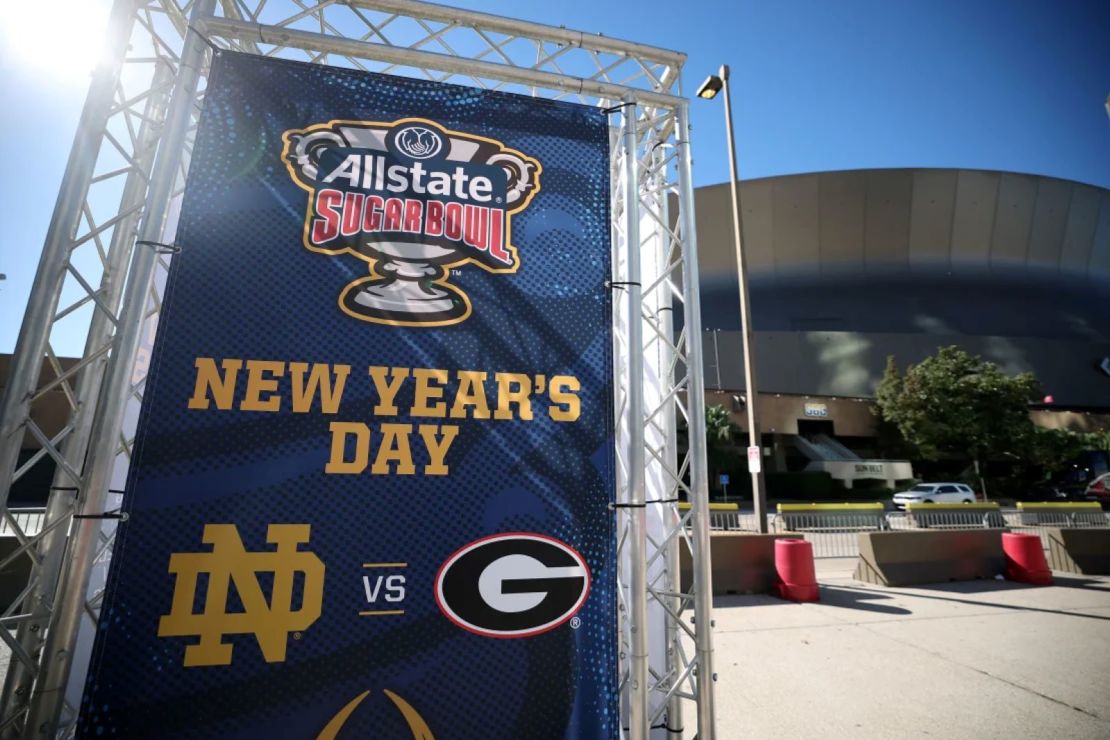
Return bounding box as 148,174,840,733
709,567,1110,739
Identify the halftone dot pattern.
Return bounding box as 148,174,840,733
77,52,616,739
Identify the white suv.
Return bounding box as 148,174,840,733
892,482,976,509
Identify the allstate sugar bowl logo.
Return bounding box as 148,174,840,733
282,117,541,327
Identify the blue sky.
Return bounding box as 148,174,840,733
1,0,1108,355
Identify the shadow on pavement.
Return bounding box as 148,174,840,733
712,594,782,609
817,585,912,615
849,582,1110,622
909,579,1033,595
1050,575,1110,592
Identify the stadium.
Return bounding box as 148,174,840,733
692,167,1110,488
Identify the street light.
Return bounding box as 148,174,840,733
697,64,769,533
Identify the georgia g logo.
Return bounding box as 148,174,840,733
434,533,590,638
282,117,541,328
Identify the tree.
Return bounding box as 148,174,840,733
875,346,1041,495
705,404,735,446
704,404,741,493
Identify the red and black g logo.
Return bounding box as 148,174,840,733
434,533,590,638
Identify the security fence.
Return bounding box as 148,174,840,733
1004,502,1108,549
0,508,46,539
900,503,1007,530
772,504,888,558
685,501,1110,559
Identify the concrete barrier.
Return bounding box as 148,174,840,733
1045,528,1110,575
679,532,799,595
854,529,1006,586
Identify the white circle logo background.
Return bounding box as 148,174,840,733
394,126,444,159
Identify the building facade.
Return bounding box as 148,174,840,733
694,168,1110,480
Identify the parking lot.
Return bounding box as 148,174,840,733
710,563,1110,739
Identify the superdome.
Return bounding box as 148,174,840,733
695,168,1110,411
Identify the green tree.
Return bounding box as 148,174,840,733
704,404,740,494
875,347,1041,496
705,404,734,445
1022,427,1088,472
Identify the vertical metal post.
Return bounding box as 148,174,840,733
0,61,175,731
24,2,218,734
622,96,649,740
713,329,722,389
0,0,136,521
676,102,717,740
654,139,684,740
720,64,767,533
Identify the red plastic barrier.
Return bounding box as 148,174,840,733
774,538,819,602
1002,532,1053,586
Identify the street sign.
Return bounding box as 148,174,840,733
719,473,730,486
747,445,762,474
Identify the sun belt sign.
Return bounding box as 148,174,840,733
283,117,541,326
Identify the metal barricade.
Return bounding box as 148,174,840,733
678,502,748,531
1013,502,1108,528
0,508,47,538
904,503,1006,529
772,503,887,558
1005,502,1110,549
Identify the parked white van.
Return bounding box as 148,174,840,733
892,482,976,509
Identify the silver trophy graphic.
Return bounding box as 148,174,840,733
283,117,540,326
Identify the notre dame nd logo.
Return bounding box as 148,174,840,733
158,524,325,667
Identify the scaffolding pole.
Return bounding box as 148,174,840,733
22,3,219,734
0,59,174,734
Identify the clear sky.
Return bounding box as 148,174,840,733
1,0,1108,355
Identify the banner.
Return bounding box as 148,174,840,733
79,52,616,738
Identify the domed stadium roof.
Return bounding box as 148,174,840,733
694,169,1110,406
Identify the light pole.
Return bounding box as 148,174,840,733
697,65,769,533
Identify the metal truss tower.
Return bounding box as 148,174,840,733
0,2,715,737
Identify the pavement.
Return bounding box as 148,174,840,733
708,560,1110,739
2,562,1107,738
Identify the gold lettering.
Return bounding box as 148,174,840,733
419,424,459,476
494,372,533,420
449,370,490,419
372,423,416,475
411,368,448,418
548,375,581,422
187,357,243,410
368,366,410,416
325,422,370,474
289,362,350,414
241,360,285,412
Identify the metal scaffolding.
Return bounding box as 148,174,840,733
0,2,715,737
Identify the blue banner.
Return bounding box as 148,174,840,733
79,51,616,738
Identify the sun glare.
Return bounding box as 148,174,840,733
0,0,112,85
